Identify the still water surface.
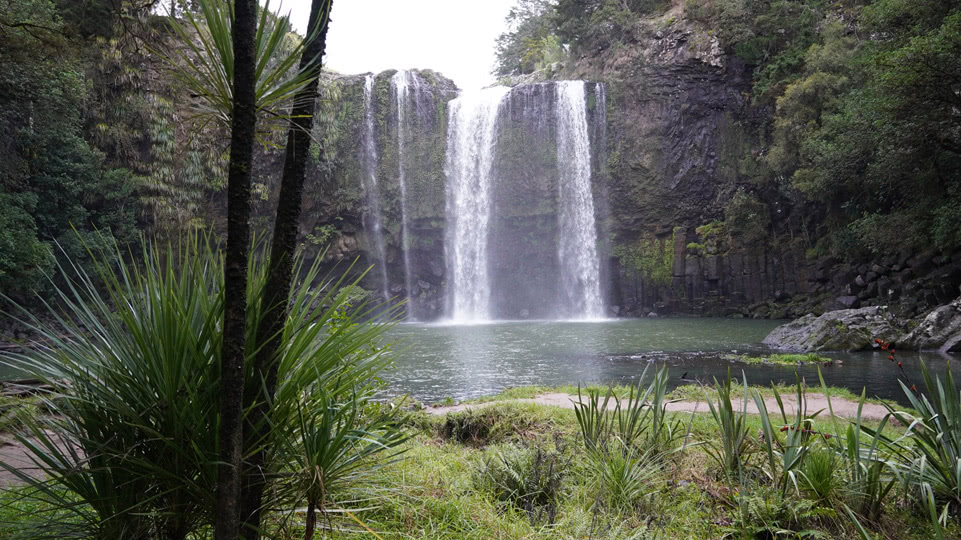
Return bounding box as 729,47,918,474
381,318,957,404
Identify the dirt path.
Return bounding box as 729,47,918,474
0,435,48,488
0,395,895,489
425,393,894,421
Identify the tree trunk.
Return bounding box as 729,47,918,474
239,1,333,538
215,0,258,538
304,503,317,540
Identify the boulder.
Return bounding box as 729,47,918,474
763,306,904,352
825,295,860,310
901,298,961,352
838,295,860,308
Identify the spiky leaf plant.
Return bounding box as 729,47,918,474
157,0,328,140
705,369,752,484
572,364,685,457
752,377,820,496
818,371,896,525
885,362,961,525
0,232,404,539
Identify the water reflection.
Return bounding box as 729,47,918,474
382,318,958,405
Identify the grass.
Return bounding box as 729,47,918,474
299,404,948,539
0,396,953,539
728,353,835,366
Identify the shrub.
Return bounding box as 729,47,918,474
0,232,404,539
441,406,547,446
705,370,752,484
730,486,831,539
475,444,568,524
572,364,686,456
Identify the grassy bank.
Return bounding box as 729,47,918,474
1,388,949,539
3,367,958,539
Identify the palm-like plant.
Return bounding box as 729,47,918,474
885,363,961,528
0,235,224,539
280,393,407,540
705,369,752,484
752,378,819,496
0,232,405,539
158,0,325,138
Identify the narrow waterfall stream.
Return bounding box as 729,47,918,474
555,81,604,319
361,74,390,302
444,86,510,322
390,70,417,319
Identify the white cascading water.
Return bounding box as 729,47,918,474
390,70,416,319
361,75,390,303
445,86,510,322
556,81,604,319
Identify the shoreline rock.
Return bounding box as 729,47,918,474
764,297,961,352
762,306,904,352
901,298,961,352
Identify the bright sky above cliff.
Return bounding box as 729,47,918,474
283,0,516,90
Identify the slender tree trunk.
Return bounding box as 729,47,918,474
304,504,317,540
239,1,333,538
215,0,258,538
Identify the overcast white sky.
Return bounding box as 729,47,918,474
281,0,518,90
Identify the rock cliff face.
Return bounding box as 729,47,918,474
553,4,961,321
244,6,961,323
248,69,457,319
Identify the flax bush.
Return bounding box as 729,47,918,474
0,232,405,539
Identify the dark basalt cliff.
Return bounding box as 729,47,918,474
240,7,960,322
554,7,961,321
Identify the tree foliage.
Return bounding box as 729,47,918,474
494,0,561,76
678,0,961,255
0,0,145,303
763,1,961,254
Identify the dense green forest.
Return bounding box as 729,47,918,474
496,0,961,259
0,0,224,305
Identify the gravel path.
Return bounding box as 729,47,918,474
424,392,894,420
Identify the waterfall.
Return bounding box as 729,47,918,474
445,86,510,322
391,70,417,319
361,74,390,303
556,81,604,319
